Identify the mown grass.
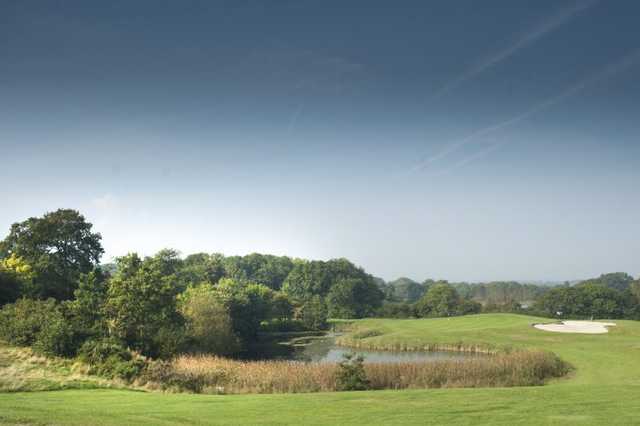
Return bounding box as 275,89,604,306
1,314,639,425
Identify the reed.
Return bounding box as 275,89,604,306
141,350,569,394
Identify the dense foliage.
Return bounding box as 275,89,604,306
0,209,104,300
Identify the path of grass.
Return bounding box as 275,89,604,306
1,314,639,425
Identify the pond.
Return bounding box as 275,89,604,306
245,333,483,363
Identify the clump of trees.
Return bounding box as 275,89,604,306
0,209,387,374
534,273,640,319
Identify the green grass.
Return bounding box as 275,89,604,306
1,314,640,425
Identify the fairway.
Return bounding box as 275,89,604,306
1,314,640,425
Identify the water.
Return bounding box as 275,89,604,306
248,334,482,363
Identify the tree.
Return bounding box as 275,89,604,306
327,277,384,319
534,284,624,319
103,252,184,358
66,268,108,338
177,283,240,355
282,258,373,301
0,209,104,300
0,254,34,304
631,279,640,302
180,253,226,285
281,260,331,299
296,295,328,330
387,277,426,303
223,253,294,290
578,273,634,292
270,292,294,321
214,278,275,343
415,283,460,317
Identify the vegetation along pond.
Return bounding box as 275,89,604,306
248,333,485,363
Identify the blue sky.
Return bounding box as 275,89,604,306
1,1,639,281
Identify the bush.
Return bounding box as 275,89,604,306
33,315,75,357
376,302,415,318
0,298,57,346
152,325,189,360
0,298,81,357
335,352,370,391
78,338,148,381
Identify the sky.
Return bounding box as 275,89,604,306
1,0,639,282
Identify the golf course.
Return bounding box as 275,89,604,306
1,313,639,425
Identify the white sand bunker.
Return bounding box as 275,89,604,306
534,320,616,334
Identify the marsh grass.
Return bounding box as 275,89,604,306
142,350,569,394
336,335,499,353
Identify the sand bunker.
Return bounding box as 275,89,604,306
533,320,616,334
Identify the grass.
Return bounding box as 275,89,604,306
0,344,126,392
1,313,639,425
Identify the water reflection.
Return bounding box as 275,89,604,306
247,334,483,364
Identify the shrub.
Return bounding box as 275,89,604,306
335,353,370,391
376,302,415,318
0,298,58,346
78,338,148,381
0,298,82,357
32,315,76,357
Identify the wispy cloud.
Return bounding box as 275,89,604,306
412,48,640,174
432,0,598,99
286,103,304,135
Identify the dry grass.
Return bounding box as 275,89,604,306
0,343,129,392
142,350,570,394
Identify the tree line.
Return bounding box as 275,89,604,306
0,209,638,367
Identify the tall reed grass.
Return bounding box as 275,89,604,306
140,350,569,394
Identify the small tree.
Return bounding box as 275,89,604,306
416,283,460,317
335,352,370,391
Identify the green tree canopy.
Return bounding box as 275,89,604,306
282,258,373,301
387,277,426,303
327,277,384,319
223,253,294,290
415,283,461,317
103,252,184,357
177,283,240,355
0,209,104,300
577,272,634,292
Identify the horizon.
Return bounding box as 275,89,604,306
2,0,639,282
